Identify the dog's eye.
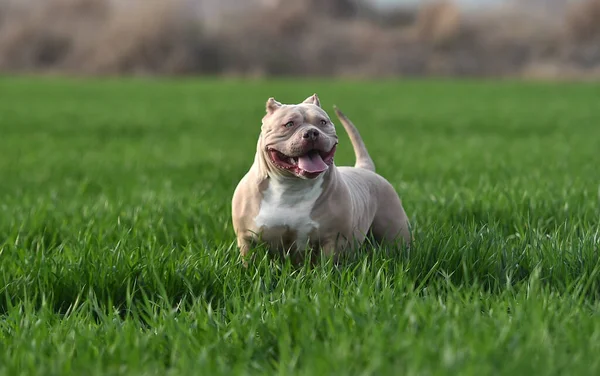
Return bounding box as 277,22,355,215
284,121,294,128
319,119,327,126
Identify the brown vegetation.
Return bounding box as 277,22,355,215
0,0,599,78
566,0,600,42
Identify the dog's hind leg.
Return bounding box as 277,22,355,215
370,184,412,249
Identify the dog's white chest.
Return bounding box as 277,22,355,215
254,177,323,249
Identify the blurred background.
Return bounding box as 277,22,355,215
0,0,599,79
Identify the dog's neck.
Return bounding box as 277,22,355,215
253,134,274,180
269,172,325,192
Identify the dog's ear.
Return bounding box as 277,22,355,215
266,97,282,114
302,93,321,107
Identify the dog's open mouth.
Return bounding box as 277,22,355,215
269,145,336,178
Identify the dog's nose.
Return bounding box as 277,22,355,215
303,129,319,141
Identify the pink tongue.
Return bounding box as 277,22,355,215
297,151,328,173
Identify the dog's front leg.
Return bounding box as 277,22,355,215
237,235,253,266
318,234,351,263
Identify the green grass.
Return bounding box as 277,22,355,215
1,76,599,375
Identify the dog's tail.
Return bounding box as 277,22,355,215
333,105,375,172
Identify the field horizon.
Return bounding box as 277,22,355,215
1,76,599,375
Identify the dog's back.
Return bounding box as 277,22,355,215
333,107,412,246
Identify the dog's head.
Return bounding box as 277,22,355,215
259,94,338,179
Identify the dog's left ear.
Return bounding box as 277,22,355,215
266,97,282,114
302,93,321,107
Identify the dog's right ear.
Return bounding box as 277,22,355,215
266,97,282,114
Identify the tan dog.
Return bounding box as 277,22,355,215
231,94,411,263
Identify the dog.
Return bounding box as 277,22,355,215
231,94,411,264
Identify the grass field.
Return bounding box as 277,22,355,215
1,76,599,375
